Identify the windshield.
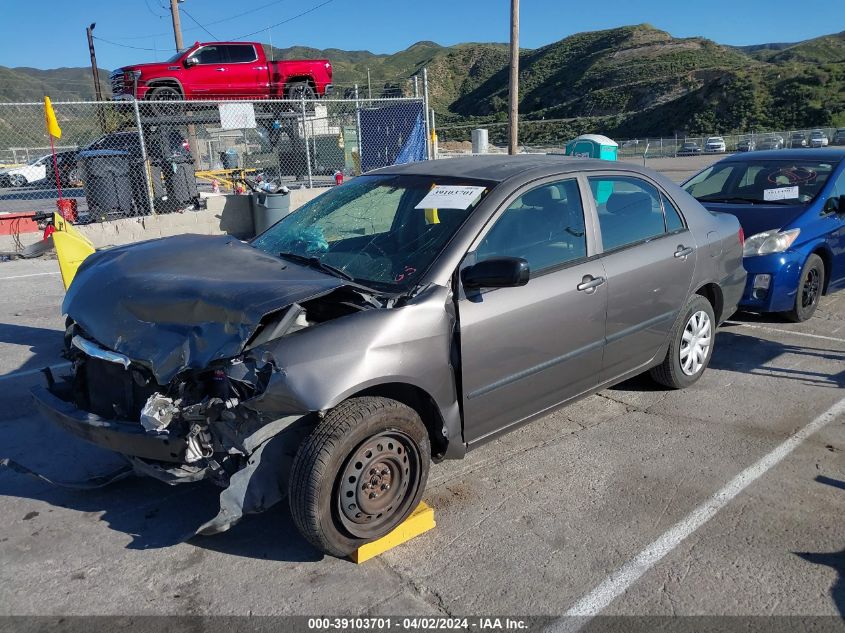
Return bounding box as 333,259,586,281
684,159,838,205
165,50,185,63
251,174,495,291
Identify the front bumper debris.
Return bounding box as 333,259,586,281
32,385,188,463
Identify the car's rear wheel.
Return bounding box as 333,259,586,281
650,294,715,389
784,254,824,323
289,396,430,557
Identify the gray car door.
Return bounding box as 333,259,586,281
584,174,698,382
457,177,608,445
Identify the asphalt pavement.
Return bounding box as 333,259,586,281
0,250,843,629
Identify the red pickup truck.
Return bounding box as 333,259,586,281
110,41,332,101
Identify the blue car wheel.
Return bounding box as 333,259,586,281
784,253,825,322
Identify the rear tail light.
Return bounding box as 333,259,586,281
738,226,745,246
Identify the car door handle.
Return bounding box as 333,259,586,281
577,275,606,292
674,246,695,259
215,67,227,72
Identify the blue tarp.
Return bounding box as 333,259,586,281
360,101,426,172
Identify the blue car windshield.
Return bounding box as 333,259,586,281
251,174,495,291
684,159,839,205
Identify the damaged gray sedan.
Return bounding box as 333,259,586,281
33,155,746,557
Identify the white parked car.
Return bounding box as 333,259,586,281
0,154,49,187
704,136,726,153
810,130,829,147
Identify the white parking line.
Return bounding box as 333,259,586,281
0,271,61,281
549,395,845,632
725,321,845,344
0,362,70,382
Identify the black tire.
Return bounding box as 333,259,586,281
784,254,824,323
10,174,26,188
650,294,716,389
289,396,430,557
146,86,183,117
286,81,316,101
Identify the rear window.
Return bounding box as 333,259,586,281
224,45,257,63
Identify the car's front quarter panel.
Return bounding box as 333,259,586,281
245,284,464,456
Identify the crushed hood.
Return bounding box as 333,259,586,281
63,234,345,383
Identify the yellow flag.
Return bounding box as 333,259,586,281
44,96,62,139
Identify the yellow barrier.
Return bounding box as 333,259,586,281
53,212,95,290
350,502,436,564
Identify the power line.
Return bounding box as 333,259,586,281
144,0,167,19
231,0,337,41
115,0,291,40
180,7,218,40
92,35,159,51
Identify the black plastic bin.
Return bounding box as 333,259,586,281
78,149,135,222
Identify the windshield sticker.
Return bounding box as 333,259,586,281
763,186,800,201
767,166,817,186
415,185,486,210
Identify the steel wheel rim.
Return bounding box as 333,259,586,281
802,268,820,308
680,310,711,376
336,430,420,538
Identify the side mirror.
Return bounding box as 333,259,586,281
184,57,198,68
462,257,530,290
824,195,845,215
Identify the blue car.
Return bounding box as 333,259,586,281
683,149,845,321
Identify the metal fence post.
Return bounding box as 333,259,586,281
422,68,431,160
131,98,156,216
354,84,363,174
413,75,419,99
430,108,437,160
301,94,313,188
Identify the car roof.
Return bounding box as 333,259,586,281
719,148,845,162
370,154,661,183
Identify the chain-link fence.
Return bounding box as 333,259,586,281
437,121,844,159
0,96,429,223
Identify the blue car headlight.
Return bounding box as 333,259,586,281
743,228,801,257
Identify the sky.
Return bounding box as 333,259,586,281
2,0,844,71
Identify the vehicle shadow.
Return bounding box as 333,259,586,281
0,322,65,377
794,476,845,617
708,331,845,388
0,413,322,562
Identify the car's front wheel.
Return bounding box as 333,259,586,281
784,254,824,323
289,396,431,557
10,174,26,188
650,294,715,389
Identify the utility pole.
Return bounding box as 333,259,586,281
86,23,103,102
367,68,372,99
170,0,184,52
508,0,519,155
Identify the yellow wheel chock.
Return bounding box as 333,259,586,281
350,502,435,564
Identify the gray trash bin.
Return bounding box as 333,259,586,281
251,191,291,235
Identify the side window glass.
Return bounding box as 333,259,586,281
225,45,257,63
661,193,685,232
588,176,665,251
195,46,223,65
477,179,587,274
830,169,845,199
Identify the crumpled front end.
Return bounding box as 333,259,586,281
34,316,315,536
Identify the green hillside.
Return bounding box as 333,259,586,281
0,66,110,102
3,24,844,140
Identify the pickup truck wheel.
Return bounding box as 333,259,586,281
146,86,183,116
650,294,715,389
289,396,430,557
784,254,824,323
287,82,316,101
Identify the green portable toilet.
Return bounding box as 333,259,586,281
565,134,618,161
566,134,618,203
